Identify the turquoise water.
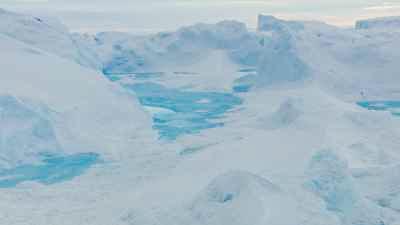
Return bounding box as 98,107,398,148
125,82,242,140
104,72,164,82
232,74,257,93
0,153,99,188
357,101,400,116
233,84,252,93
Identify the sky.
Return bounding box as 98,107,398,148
1,0,400,33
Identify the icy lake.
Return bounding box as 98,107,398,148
125,82,243,140
357,101,400,116
0,153,99,188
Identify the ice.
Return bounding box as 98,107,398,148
0,153,99,188
306,150,357,213
0,22,155,171
0,9,101,69
232,74,257,93
0,95,61,168
358,101,400,116
2,7,400,225
261,98,303,129
257,15,304,32
124,82,242,140
306,150,389,225
356,17,400,30
187,171,291,225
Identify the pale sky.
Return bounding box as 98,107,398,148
1,0,400,33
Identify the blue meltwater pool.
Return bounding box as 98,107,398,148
124,82,243,140
0,153,99,188
357,101,400,116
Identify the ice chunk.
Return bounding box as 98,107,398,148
306,150,386,225
257,15,304,32
0,95,61,168
188,171,297,225
0,8,101,69
256,30,310,86
356,17,400,30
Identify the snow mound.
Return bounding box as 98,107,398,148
352,164,400,214
0,8,100,69
186,171,303,225
260,98,304,129
356,17,400,30
0,34,154,164
306,150,391,225
0,95,61,168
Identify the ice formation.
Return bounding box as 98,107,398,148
356,16,400,30
1,7,400,225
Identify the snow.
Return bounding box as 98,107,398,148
0,30,155,166
0,95,61,168
2,7,400,225
356,17,400,30
306,150,392,225
0,9,101,69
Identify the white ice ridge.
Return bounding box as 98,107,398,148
356,16,400,30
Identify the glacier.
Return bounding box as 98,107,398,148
1,8,400,225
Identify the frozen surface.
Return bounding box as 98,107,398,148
357,101,400,116
2,8,400,225
0,95,61,168
124,82,242,140
0,153,99,188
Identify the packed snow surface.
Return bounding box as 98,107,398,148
2,8,400,225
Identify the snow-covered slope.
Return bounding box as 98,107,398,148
0,33,154,167
0,9,101,69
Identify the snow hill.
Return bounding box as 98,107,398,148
1,8,400,225
0,9,102,69
0,26,154,168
